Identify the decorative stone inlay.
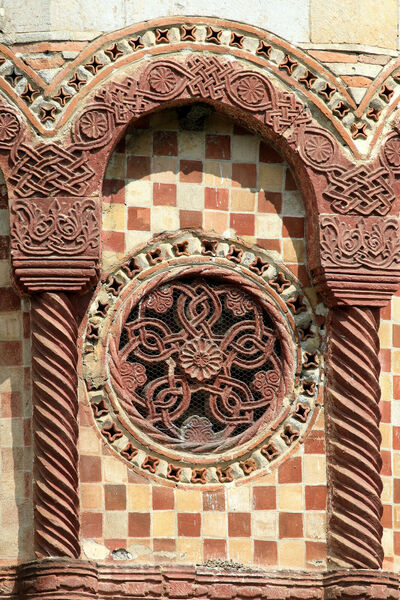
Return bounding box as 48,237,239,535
81,232,323,486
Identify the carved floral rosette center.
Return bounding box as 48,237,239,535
81,232,323,486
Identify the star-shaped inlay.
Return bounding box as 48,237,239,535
173,240,190,256
21,82,39,104
85,55,104,75
142,455,159,473
239,458,257,475
68,72,86,91
129,36,144,51
230,32,244,48
102,423,123,442
279,55,298,75
319,82,336,101
180,25,196,41
122,257,141,278
366,107,381,122
294,402,311,423
261,442,279,461
95,301,109,317
106,277,123,296
227,245,243,263
281,424,300,446
191,468,207,484
86,323,100,342
287,295,306,314
249,256,269,276
155,28,169,43
270,271,291,294
299,322,314,341
147,247,163,264
92,399,108,418
201,239,217,256
121,443,138,460
53,87,72,106
216,466,234,483
298,69,317,89
256,40,271,58
205,26,222,44
302,381,316,396
303,352,319,369
351,122,367,140
4,68,22,86
40,105,57,123
105,43,124,61
167,464,182,482
333,101,349,118
380,84,394,103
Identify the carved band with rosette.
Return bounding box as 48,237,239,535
326,307,383,569
32,293,80,559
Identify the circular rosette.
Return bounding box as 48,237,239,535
143,61,191,100
226,70,275,112
74,105,114,150
0,110,21,148
82,232,323,486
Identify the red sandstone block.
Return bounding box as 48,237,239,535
259,142,283,163
103,179,125,204
127,207,150,230
230,213,255,236
305,486,326,510
382,504,393,528
204,187,229,211
379,349,391,372
0,341,22,366
394,376,400,400
278,457,302,483
304,431,325,454
289,265,311,288
393,427,400,450
179,160,203,183
232,163,257,188
256,239,282,253
381,450,392,476
305,541,326,565
79,455,101,482
380,301,391,320
0,236,9,259
253,486,276,510
254,540,278,566
393,325,400,347
153,486,174,510
24,418,31,446
394,532,400,555
81,512,102,538
285,170,297,190
127,156,151,180
24,54,65,70
258,191,282,214
128,512,150,537
279,513,303,538
203,490,225,511
153,183,176,206
153,131,177,156
180,210,202,229
205,134,231,160
204,539,227,560
154,538,176,552
178,513,201,537
102,231,125,253
228,513,251,537
105,485,127,510
0,391,22,418
282,217,304,238
104,539,127,552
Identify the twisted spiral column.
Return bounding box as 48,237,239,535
326,307,383,569
31,293,80,558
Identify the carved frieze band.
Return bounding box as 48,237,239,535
10,197,100,294
32,293,80,559
326,307,383,569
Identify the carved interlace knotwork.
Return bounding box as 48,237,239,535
327,307,383,569
112,277,286,454
32,293,80,558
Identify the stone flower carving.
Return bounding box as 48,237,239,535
0,112,20,142
120,361,147,390
179,338,223,381
80,110,108,139
384,138,400,167
237,75,266,104
304,134,333,164
181,416,214,442
149,66,178,94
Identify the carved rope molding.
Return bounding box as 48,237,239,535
326,307,383,569
32,293,80,559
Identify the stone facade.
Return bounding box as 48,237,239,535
1,2,400,598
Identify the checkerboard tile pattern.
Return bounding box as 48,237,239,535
77,109,327,568
379,291,400,570
102,109,308,289
0,171,33,562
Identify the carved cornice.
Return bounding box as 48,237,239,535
0,562,398,599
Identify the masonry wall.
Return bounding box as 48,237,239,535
0,0,399,574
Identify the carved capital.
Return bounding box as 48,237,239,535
312,214,400,307
10,196,100,295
